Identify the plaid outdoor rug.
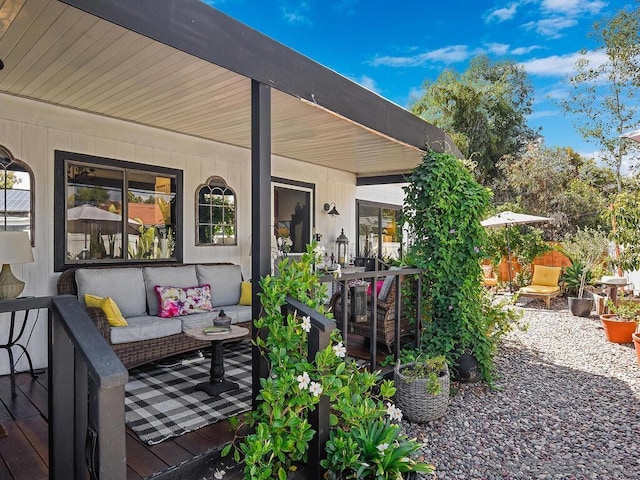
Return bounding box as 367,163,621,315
125,341,252,445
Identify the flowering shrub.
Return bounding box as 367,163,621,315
224,243,432,479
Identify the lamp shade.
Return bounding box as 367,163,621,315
0,231,33,299
0,231,34,264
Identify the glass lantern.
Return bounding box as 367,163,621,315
336,229,349,267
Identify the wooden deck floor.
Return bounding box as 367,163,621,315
0,334,389,480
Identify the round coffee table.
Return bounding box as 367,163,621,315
184,325,249,396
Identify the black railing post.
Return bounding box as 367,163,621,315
284,296,336,480
49,308,76,480
394,274,401,364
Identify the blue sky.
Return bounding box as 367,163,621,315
203,0,633,159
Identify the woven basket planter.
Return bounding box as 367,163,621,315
394,362,450,423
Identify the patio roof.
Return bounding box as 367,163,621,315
0,0,459,179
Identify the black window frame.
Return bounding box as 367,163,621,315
0,145,35,245
195,175,237,246
54,150,183,271
356,199,403,260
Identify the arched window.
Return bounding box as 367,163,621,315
196,176,236,245
0,146,34,245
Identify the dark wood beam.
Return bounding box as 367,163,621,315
250,80,271,408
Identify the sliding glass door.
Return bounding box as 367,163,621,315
356,201,403,261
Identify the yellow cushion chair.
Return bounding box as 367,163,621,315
518,265,563,308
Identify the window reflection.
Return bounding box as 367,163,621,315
0,146,34,244
196,176,236,245
59,153,179,267
357,202,403,260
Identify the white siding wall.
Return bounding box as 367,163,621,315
0,93,357,374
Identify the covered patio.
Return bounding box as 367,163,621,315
0,0,458,478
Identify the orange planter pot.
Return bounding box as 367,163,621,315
600,314,636,343
633,333,640,366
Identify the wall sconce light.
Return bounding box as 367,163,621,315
323,202,340,217
0,231,34,299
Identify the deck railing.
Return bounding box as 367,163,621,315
320,266,423,369
281,295,336,480
0,296,128,480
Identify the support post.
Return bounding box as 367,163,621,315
251,79,272,409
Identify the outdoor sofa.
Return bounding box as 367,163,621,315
57,263,252,368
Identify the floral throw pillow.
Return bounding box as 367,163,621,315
154,284,214,318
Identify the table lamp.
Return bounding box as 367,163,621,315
0,231,34,300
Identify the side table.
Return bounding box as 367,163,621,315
1,306,37,397
184,325,249,396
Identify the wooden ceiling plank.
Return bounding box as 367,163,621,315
0,0,62,88
74,40,169,109
0,0,28,37
54,32,154,104
17,11,100,95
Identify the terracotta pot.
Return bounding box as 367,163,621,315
599,314,636,343
633,332,640,366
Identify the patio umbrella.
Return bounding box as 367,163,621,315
620,128,640,143
67,205,140,249
480,211,551,291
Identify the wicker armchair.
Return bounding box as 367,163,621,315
329,275,413,352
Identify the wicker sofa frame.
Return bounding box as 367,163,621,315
57,263,251,369
329,276,413,352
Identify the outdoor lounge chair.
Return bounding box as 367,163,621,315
517,265,563,308
329,273,413,352
482,264,498,291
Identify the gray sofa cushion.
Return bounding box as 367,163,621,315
110,315,182,344
143,266,199,316
76,267,147,318
196,265,242,307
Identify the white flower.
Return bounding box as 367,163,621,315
386,402,403,423
297,371,310,390
213,469,226,479
332,341,346,358
309,381,323,397
301,315,311,333
377,443,389,453
313,244,326,261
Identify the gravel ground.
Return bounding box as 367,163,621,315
406,297,640,480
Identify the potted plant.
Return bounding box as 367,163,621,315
559,227,610,317
393,355,449,423
633,327,640,366
600,297,640,344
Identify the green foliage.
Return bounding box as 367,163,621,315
560,6,640,192
73,186,110,205
483,209,551,289
395,355,447,395
606,191,640,271
494,145,611,239
559,227,610,297
561,262,589,298
402,150,499,384
411,55,537,183
128,221,157,259
606,297,640,322
226,244,432,479
322,418,434,480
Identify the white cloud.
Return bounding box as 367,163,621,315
485,42,511,56
520,50,608,77
528,109,561,120
511,45,542,55
279,0,311,24
541,0,606,16
486,3,518,23
523,16,577,38
370,45,469,67
357,75,380,94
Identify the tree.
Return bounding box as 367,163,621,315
494,143,613,239
411,55,538,183
560,7,640,192
0,171,21,189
